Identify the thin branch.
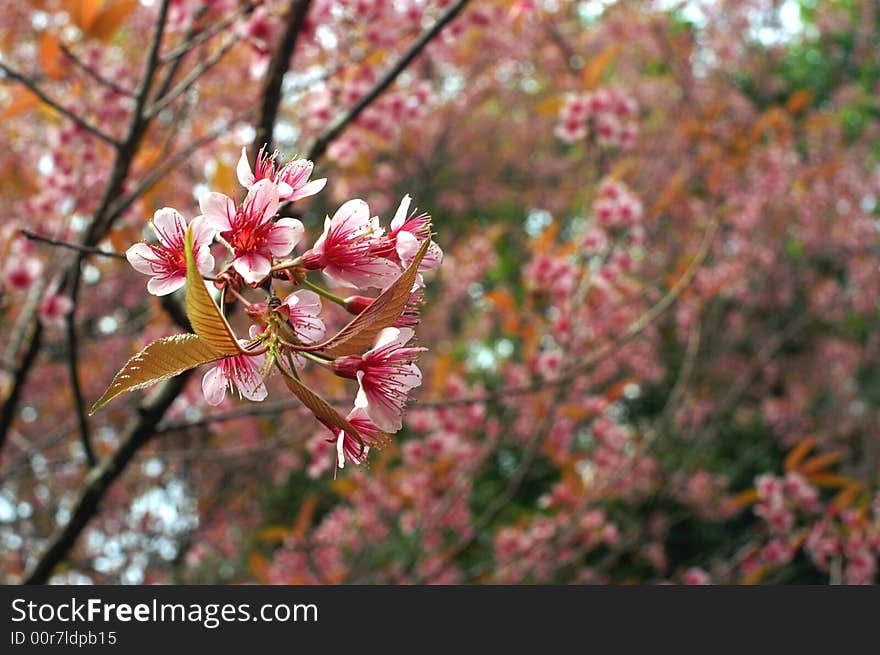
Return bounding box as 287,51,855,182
253,0,314,153
144,35,239,120
19,230,126,260
64,317,96,468
58,42,136,98
159,3,255,63
0,62,119,147
24,372,193,584
105,112,251,224
303,0,472,163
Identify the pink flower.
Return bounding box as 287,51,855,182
126,208,215,296
199,179,304,284
280,289,325,343
201,329,268,406
333,407,388,471
388,194,442,286
5,257,42,291
38,292,74,327
302,199,400,289
683,567,711,585
331,327,424,432
236,146,326,202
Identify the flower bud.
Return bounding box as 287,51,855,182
343,295,375,315
331,355,363,379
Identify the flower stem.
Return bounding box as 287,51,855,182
270,256,302,272
293,271,347,306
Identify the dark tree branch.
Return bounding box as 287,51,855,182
304,0,471,163
65,316,96,468
144,35,239,120
252,0,314,154
20,0,317,584
23,372,192,584
0,62,120,147
159,3,256,64
58,42,136,98
19,230,126,260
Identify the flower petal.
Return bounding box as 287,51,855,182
199,192,237,232
390,194,412,232
236,146,256,188
126,242,162,275
288,178,327,201
233,252,272,284
202,366,228,406
151,208,187,248
266,217,304,257
146,274,186,296
244,178,280,225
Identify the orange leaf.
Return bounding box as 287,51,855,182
741,565,768,585
581,44,621,89
536,95,563,116
279,369,363,446
783,437,817,472
184,225,243,355
731,489,759,508
1,89,40,120
830,483,864,513
88,0,138,41
804,473,858,489
248,552,269,582
257,526,290,543
39,33,68,81
292,496,318,538
785,89,813,115
798,451,843,475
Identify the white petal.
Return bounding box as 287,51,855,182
146,274,186,296
126,242,160,274
289,178,327,201
390,194,412,231
198,192,237,232
236,146,256,188
202,366,228,406
233,252,271,284
266,218,304,256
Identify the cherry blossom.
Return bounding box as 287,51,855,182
332,327,424,432
125,208,215,296
236,146,326,202
199,179,303,284
301,199,400,289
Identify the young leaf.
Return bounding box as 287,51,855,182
301,238,432,358
184,224,242,355
90,334,223,414
278,365,363,448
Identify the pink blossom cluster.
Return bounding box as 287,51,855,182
123,147,441,473
555,88,640,148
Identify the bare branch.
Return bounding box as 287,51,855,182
19,230,126,260
253,0,314,153
304,0,472,163
144,36,239,120
59,42,136,98
159,3,256,63
0,62,120,147
23,372,193,584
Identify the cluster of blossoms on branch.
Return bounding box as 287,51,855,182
102,147,441,474
555,87,639,148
